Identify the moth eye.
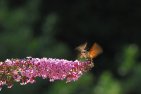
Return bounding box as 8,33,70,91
82,50,87,53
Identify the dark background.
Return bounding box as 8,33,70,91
0,0,141,94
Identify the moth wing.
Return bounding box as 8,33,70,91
89,43,103,59
75,42,87,52
75,42,88,59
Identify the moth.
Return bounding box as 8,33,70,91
76,42,103,62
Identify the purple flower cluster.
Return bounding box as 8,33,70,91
0,57,93,90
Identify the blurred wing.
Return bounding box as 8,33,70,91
89,43,103,59
75,42,87,52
